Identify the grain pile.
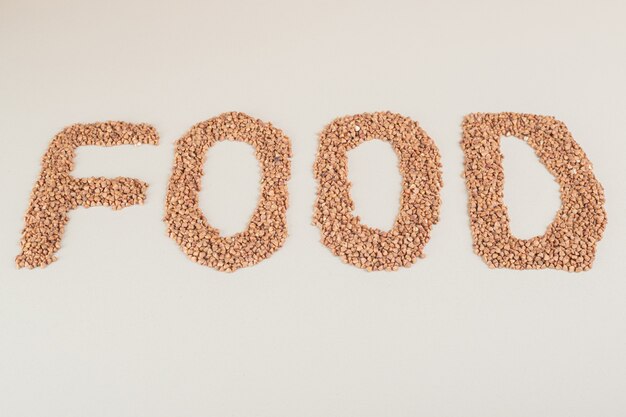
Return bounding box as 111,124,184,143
461,113,607,272
164,112,291,272
16,122,159,268
313,112,443,271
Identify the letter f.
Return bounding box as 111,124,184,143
16,122,158,268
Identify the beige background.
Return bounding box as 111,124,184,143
1,0,626,416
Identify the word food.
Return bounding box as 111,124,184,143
16,112,607,272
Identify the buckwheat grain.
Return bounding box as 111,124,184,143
313,112,443,271
16,122,159,268
461,112,607,271
164,112,291,272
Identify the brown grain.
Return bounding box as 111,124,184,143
461,112,607,272
16,122,159,268
164,112,291,272
313,112,443,271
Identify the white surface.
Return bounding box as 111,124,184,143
1,0,626,416
501,136,561,239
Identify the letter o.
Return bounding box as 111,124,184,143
165,112,291,272
313,112,443,271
